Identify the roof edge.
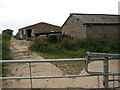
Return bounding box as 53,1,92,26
70,13,120,16
19,22,61,30
61,15,71,28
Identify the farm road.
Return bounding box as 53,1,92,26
3,38,66,88
2,38,119,88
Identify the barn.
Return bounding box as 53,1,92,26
62,13,120,41
17,22,62,40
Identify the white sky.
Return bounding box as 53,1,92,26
0,0,120,35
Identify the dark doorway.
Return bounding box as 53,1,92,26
26,29,32,37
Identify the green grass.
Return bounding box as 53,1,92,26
33,51,85,75
2,34,13,60
2,33,13,76
52,61,85,75
2,41,12,60
30,36,120,58
30,36,120,75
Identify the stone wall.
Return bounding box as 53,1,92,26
86,25,119,42
62,16,86,39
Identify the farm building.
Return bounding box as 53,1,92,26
17,22,62,40
62,13,120,41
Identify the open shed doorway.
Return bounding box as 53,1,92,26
26,29,32,37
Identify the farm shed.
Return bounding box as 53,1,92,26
18,22,62,40
62,13,120,41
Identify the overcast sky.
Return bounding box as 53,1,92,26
0,0,120,35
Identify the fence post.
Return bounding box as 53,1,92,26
98,75,100,88
29,62,32,89
103,57,109,88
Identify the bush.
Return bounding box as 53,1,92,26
30,39,55,53
27,37,33,41
2,34,11,41
2,29,13,37
30,36,119,58
2,41,12,60
15,36,22,40
2,33,13,60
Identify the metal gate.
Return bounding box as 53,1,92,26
0,52,120,89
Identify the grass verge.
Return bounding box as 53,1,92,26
36,52,85,75
30,36,119,75
2,33,13,76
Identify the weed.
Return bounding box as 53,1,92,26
2,34,13,60
30,36,119,58
30,36,119,75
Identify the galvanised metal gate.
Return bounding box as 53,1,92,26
0,52,120,89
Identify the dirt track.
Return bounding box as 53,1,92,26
2,38,119,88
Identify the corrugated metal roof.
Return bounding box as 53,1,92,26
71,13,120,24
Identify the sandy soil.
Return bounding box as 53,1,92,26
2,38,119,88
73,60,119,88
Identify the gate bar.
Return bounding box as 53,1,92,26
0,58,109,63
0,74,98,80
103,57,109,88
1,74,119,80
87,52,120,58
1,57,119,63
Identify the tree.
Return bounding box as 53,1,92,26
2,29,13,37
